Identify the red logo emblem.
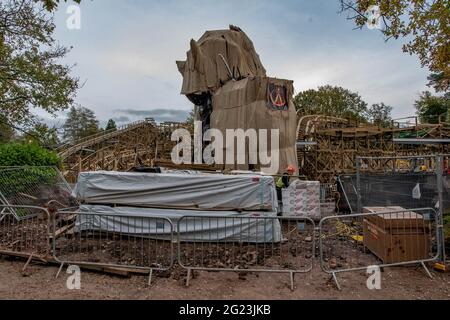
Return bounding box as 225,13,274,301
267,83,288,111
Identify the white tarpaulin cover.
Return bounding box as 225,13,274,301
74,171,278,211
76,205,282,243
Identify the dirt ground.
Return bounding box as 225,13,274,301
0,254,449,300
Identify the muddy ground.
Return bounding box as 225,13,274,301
1,214,449,300
0,254,449,300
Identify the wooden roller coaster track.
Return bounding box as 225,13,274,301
296,114,450,182
58,118,192,183
58,115,450,183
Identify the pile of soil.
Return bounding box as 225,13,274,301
0,214,50,255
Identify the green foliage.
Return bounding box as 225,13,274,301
0,166,59,200
38,0,81,12
0,113,15,143
366,103,393,127
340,0,449,92
0,0,80,126
62,106,100,142
414,91,450,124
21,122,60,147
105,119,117,131
0,142,62,203
294,85,368,122
186,108,195,126
427,72,449,93
0,143,61,167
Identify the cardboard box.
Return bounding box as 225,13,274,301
362,207,430,264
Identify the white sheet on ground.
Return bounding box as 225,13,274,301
76,205,282,243
74,171,277,211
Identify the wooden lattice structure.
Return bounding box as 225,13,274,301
59,119,192,183
59,114,450,183
297,115,450,182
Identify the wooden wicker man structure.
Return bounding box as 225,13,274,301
176,25,298,175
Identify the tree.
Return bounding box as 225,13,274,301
186,107,195,126
23,122,60,147
294,85,368,122
414,91,450,124
339,0,449,92
0,142,60,167
63,106,100,142
427,72,449,93
105,119,117,131
38,0,81,11
0,0,80,127
365,103,393,127
0,114,15,143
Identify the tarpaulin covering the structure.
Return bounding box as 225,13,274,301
211,76,298,173
176,26,266,95
76,205,282,243
177,26,298,174
74,171,278,211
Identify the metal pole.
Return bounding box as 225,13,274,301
436,155,446,262
356,157,362,213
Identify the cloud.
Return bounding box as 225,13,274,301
111,116,131,123
49,0,432,123
270,46,428,118
115,108,190,123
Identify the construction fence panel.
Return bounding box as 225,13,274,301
319,207,439,290
177,215,315,290
0,205,51,259
0,166,76,219
358,172,439,210
339,155,448,213
356,155,448,262
336,175,357,213
441,155,450,265
320,182,337,218
52,210,174,283
357,155,442,211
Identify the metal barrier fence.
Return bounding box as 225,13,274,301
337,175,358,213
347,172,440,210
320,183,337,218
0,205,52,268
339,156,449,213
0,166,76,219
338,155,448,263
0,205,445,291
52,210,174,285
319,208,439,290
356,155,447,212
177,215,315,290
441,155,450,266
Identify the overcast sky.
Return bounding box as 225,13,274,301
40,0,432,128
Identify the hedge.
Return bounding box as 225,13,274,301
0,143,61,167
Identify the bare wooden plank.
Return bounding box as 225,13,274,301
0,250,48,263
62,214,77,222
49,223,74,239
